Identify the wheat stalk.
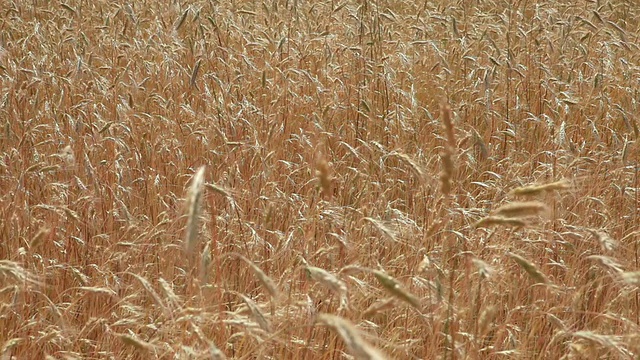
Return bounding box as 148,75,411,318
507,253,548,284
586,229,617,252
475,216,527,228
492,201,548,218
119,333,156,353
184,166,206,254
305,265,349,310
317,313,388,360
363,217,398,243
510,179,571,197
228,290,271,332
372,270,421,310
223,252,279,298
439,102,456,195
316,157,333,200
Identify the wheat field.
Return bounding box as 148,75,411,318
1,0,640,359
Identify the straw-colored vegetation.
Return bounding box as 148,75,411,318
1,0,639,358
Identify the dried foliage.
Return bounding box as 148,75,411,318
1,0,640,358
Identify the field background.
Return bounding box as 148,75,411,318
1,0,640,358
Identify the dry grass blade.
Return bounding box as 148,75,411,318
372,270,421,310
492,201,548,218
223,252,279,298
507,253,548,284
184,166,206,254
5,0,640,358
175,8,189,30
190,59,202,88
317,313,388,360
